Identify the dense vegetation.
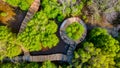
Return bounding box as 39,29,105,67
72,28,120,68
17,0,90,51
0,0,120,68
18,11,59,51
1,27,120,68
3,0,34,11
0,61,56,68
41,0,90,22
0,26,21,60
65,22,85,41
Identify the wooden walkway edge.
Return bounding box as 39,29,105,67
19,0,40,33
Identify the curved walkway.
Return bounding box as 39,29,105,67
19,0,40,33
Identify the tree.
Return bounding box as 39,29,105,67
88,28,119,57
41,61,57,68
115,51,120,68
25,63,39,68
4,0,34,10
0,61,56,68
72,28,120,68
65,22,85,41
0,26,21,60
0,62,40,68
18,11,59,52
73,42,116,68
41,0,61,19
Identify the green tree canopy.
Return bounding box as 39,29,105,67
0,26,21,60
73,28,120,68
4,0,34,11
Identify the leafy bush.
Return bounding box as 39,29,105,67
41,60,57,68
18,11,59,51
0,26,21,60
72,28,120,68
0,62,40,68
0,61,56,68
65,22,85,41
41,0,61,19
0,1,16,24
3,0,34,11
88,28,119,56
115,51,120,68
73,42,117,68
0,63,20,68
70,1,84,16
16,0,87,51
41,0,88,22
25,63,40,68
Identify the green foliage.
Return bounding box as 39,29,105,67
87,54,115,68
4,0,34,10
88,28,119,56
65,22,85,41
73,42,116,68
41,0,90,22
88,27,108,39
75,42,100,63
18,11,59,51
41,60,57,68
60,0,85,17
25,63,40,68
72,28,120,68
0,12,7,17
81,15,88,22
115,51,120,68
87,0,92,5
42,0,61,19
0,63,20,68
0,27,120,68
0,61,56,68
0,26,21,60
71,1,84,16
0,62,40,68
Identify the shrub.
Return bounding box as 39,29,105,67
88,28,119,56
65,22,85,41
71,28,120,68
41,0,88,22
0,26,21,60
41,60,57,68
0,61,56,68
18,11,59,52
4,0,34,11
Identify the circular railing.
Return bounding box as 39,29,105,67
60,17,87,45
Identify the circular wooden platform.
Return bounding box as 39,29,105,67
60,17,87,44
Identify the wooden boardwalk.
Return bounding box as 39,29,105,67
19,0,40,33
